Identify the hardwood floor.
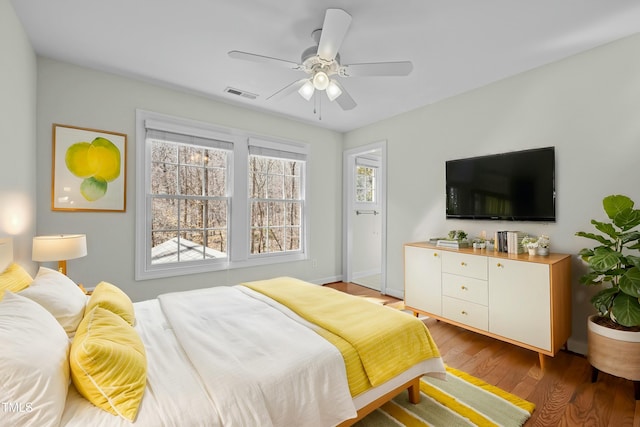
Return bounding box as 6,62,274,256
326,282,640,427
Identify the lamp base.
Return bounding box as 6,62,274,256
58,260,67,276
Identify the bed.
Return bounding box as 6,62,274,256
0,237,445,427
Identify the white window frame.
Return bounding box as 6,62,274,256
354,156,380,210
247,137,307,260
135,110,309,280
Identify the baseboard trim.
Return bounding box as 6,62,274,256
309,275,343,285
567,337,587,356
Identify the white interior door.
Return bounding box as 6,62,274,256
343,141,386,293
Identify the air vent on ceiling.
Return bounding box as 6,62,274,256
224,87,258,100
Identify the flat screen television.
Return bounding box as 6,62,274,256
445,147,555,221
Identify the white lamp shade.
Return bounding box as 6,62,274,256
326,80,342,101
312,71,330,90
32,234,87,262
298,80,315,101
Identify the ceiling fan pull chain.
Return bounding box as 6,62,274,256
313,92,317,115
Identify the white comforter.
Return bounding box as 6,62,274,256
60,286,356,427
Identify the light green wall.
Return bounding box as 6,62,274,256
35,58,343,302
343,33,640,353
0,0,37,272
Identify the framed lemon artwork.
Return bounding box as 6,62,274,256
52,124,127,212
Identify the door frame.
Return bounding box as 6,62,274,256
342,140,387,294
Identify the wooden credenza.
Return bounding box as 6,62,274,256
404,242,572,367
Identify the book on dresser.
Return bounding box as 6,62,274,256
506,231,526,254
493,230,526,253
436,239,470,249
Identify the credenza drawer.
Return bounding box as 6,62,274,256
442,252,487,280
442,273,488,305
442,296,488,330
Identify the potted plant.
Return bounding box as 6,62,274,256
521,236,539,255
537,235,550,256
472,237,486,249
576,194,640,396
448,230,468,241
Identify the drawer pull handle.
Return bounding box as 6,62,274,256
461,311,468,315
460,262,467,266
461,286,468,291
496,263,503,268
433,253,438,257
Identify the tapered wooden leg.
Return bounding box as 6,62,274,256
538,353,546,371
407,377,421,404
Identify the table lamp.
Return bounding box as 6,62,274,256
32,234,87,275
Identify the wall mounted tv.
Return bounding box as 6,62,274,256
445,147,555,221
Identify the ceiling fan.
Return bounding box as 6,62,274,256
228,8,413,111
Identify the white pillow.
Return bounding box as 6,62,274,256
20,267,87,334
0,291,70,427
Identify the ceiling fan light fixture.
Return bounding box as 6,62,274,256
312,71,330,90
326,80,342,101
298,80,315,100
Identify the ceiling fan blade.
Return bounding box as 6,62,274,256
228,50,301,70
266,79,308,101
317,9,352,62
341,61,413,77
332,81,357,110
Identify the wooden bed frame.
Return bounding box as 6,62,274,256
338,376,422,426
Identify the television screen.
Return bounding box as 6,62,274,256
445,147,555,221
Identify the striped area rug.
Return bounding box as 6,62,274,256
356,366,535,427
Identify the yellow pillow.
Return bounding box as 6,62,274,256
86,281,135,325
70,306,146,421
0,263,32,292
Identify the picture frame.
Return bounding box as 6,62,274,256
52,124,127,212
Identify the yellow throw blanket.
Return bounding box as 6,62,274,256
242,277,441,388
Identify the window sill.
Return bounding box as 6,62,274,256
135,253,306,281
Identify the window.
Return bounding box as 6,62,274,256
355,156,379,206
148,131,231,265
355,165,376,203
136,111,308,280
249,153,303,255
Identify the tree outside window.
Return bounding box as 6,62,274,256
249,155,303,255
356,165,376,203
149,139,229,264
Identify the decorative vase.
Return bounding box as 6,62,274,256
537,247,549,256
588,315,640,399
528,247,537,256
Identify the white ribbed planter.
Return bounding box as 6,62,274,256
588,315,640,399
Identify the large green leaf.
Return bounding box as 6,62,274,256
614,208,640,232
592,220,619,239
579,272,606,285
575,231,613,247
591,287,618,315
603,195,634,221
611,292,640,327
578,247,595,257
619,267,640,298
621,230,640,245
625,255,640,269
588,248,622,272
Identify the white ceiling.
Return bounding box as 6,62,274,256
10,0,640,133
